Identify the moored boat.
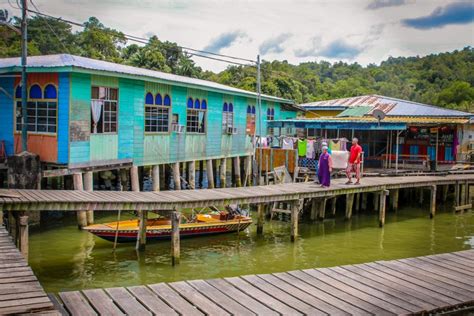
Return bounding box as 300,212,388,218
83,212,252,243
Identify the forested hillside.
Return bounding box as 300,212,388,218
1,15,473,111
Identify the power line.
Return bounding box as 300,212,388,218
25,8,257,65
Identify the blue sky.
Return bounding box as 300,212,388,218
3,0,473,71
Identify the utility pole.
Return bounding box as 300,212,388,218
20,0,28,152
256,55,263,184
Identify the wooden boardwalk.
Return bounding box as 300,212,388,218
1,174,473,211
54,250,474,315
0,227,58,315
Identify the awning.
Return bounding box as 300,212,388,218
268,119,407,131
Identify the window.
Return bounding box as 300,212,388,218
145,92,171,133
15,84,57,133
246,105,256,135
91,86,118,133
222,102,234,132
186,97,206,133
267,107,275,135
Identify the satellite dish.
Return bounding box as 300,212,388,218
372,109,386,125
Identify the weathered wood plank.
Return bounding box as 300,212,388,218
81,289,125,316
127,285,179,316
148,283,204,316
59,291,97,316
105,287,152,316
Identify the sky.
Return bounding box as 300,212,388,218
3,0,474,72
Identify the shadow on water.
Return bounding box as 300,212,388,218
29,202,473,293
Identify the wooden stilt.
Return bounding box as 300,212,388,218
318,198,327,220
136,211,147,251
73,173,87,229
18,213,28,260
152,165,160,192
220,158,227,188
373,192,379,212
430,185,437,218
391,189,399,211
463,181,469,205
198,160,204,189
233,157,242,187
310,199,318,221
455,182,460,206
83,171,94,225
173,162,181,190
361,193,367,211
379,190,388,227
345,194,354,220
355,193,360,212
442,185,449,203
206,159,215,189
243,156,251,186
290,200,299,242
8,211,16,244
131,166,139,192
418,188,424,205
188,161,196,189
257,204,264,234
171,210,180,265
331,197,337,216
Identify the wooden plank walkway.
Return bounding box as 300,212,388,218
0,174,473,212
0,226,58,315
55,250,474,315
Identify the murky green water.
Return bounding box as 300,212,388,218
29,203,473,293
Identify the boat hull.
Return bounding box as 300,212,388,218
85,220,252,243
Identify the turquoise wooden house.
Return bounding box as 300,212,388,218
0,54,298,174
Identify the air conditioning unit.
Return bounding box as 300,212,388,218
172,124,185,134
226,126,237,135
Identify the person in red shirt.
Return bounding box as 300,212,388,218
346,138,362,184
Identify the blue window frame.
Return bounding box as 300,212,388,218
44,84,57,99
29,84,42,99
145,92,170,133
145,92,154,105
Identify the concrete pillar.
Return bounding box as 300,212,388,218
318,198,327,220
188,161,196,189
430,185,437,219
220,158,227,188
233,157,242,187
206,160,215,189
172,162,181,190
310,199,318,221
379,190,388,227
152,165,160,192
345,194,354,220
73,173,87,229
391,189,399,211
290,200,299,242
171,210,181,265
83,171,94,225
331,197,337,216
18,213,28,260
257,204,264,235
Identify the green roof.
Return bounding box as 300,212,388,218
337,106,372,117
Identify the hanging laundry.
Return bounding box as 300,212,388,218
331,150,349,169
282,137,294,150
306,140,315,159
297,139,307,157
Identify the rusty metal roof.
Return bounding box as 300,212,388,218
301,94,473,118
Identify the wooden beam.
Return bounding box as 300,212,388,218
430,185,436,218
188,161,196,190
73,173,87,229
206,160,215,189
257,204,264,235
152,165,160,192
42,159,133,178
454,204,472,211
290,200,299,242
345,194,354,220
171,210,180,265
83,171,94,225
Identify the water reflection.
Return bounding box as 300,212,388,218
29,205,473,293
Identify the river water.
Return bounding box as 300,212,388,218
28,203,473,293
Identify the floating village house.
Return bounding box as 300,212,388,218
0,54,299,190
269,95,473,170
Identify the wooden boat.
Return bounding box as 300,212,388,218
83,213,252,243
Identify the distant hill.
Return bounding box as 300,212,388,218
1,14,472,111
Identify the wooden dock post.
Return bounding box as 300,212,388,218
152,165,160,191
318,198,327,220
206,159,215,189
290,200,299,242
373,192,379,212
198,161,204,188
173,162,181,190
455,182,460,206
233,157,242,187
361,193,367,211
355,194,360,213
83,171,94,225
331,197,337,216
243,155,252,186
442,185,449,202
220,158,227,188
171,210,181,265
430,185,437,218
310,199,318,221
18,213,28,260
131,166,147,251
379,190,389,227
345,194,354,220
257,204,264,235
131,166,139,192
391,189,399,211
188,161,196,189
73,173,87,229
418,188,424,205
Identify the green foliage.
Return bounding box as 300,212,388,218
0,10,472,111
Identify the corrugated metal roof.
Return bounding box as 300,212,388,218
0,54,293,104
272,116,470,124
300,94,472,118
337,106,372,117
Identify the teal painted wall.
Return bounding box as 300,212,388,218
68,72,297,166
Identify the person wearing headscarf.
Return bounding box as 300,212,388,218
318,146,333,188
